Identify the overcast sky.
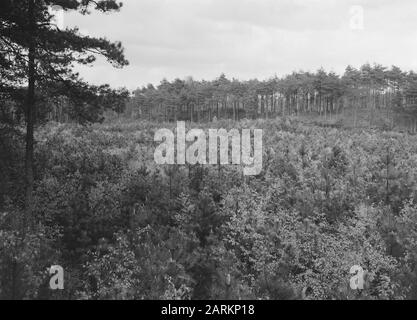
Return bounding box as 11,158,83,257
64,0,417,90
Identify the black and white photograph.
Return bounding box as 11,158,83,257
1,0,417,304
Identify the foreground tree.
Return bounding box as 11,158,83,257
0,0,129,221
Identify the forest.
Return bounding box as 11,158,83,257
123,65,417,132
2,0,417,300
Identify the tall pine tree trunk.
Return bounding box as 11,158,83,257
25,0,36,224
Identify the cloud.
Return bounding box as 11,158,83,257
63,0,417,90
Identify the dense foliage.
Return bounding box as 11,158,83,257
2,117,417,299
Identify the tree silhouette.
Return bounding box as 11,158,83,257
0,0,129,221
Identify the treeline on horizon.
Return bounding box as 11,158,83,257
119,64,417,130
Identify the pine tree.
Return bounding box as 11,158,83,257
0,0,129,221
